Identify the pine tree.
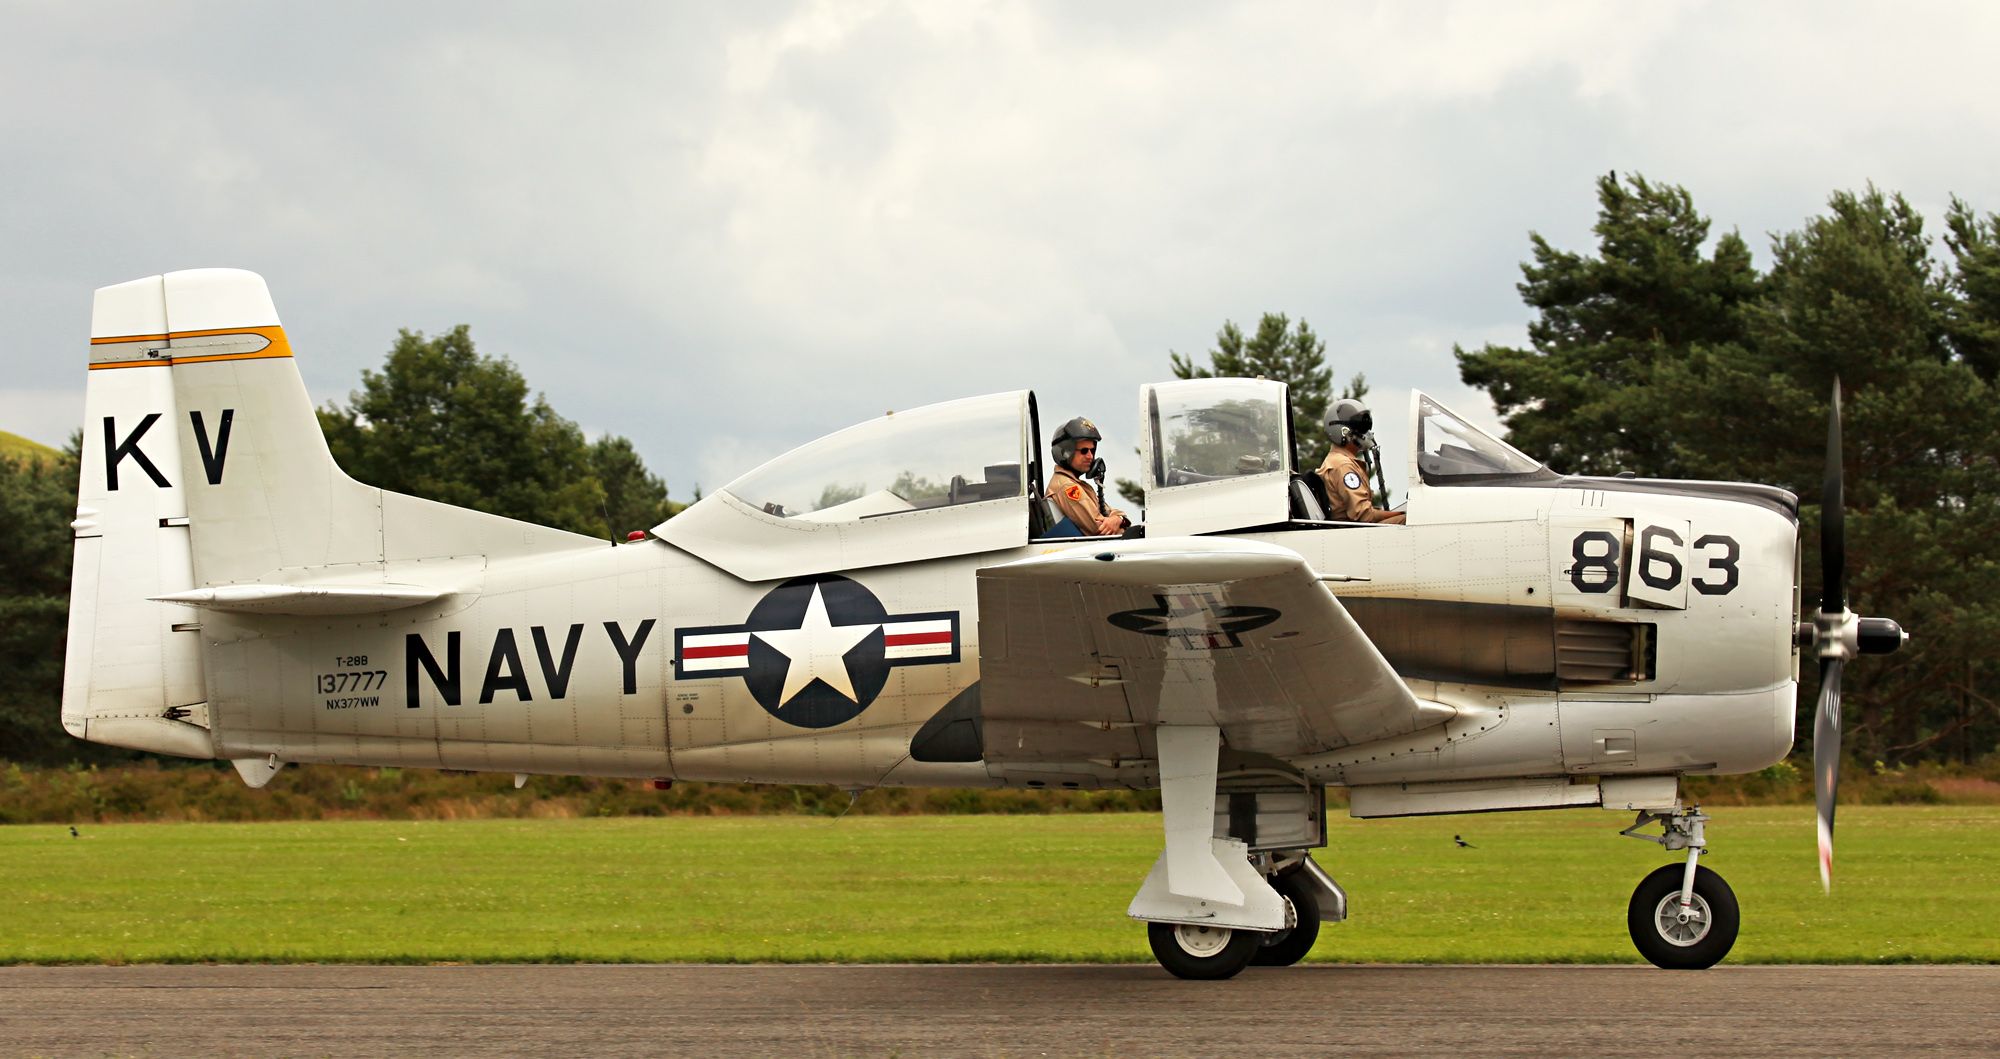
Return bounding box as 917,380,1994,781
1457,172,1761,478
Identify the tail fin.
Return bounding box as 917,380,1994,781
65,269,596,758
63,272,217,757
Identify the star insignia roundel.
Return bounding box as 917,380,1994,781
1107,589,1280,651
674,575,959,729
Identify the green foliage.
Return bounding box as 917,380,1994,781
0,449,75,600
317,326,680,537
1943,197,2000,382
587,434,679,536
0,761,1167,825
0,446,132,767
7,755,1993,827
1460,174,2000,765
1457,172,1761,479
1113,446,1146,511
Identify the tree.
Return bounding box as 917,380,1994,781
1460,176,2000,764
319,326,679,538
589,435,681,536
0,445,73,762
0,440,137,766
1942,196,2000,384
1457,172,1762,479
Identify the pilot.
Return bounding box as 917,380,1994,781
1318,398,1406,525
1047,417,1130,536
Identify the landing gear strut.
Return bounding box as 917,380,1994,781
1620,807,1740,969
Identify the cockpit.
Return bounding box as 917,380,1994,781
722,394,1031,523
652,381,1544,581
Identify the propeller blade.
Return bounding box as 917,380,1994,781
1822,380,1845,616
1814,656,1845,893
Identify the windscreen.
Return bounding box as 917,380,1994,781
1151,379,1287,487
1415,395,1547,484
723,393,1027,521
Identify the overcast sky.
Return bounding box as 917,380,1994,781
7,1,2000,502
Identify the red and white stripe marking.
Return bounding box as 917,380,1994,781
678,617,955,674
883,618,954,660
679,630,752,673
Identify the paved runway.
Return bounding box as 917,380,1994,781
2,964,1996,1057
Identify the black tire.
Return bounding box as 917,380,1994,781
1251,870,1321,966
1147,921,1262,980
1627,863,1739,970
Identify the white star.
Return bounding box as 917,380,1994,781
754,584,879,705
1158,606,1226,637
1143,593,1227,637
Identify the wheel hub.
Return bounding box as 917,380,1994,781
1171,923,1234,958
1652,892,1713,947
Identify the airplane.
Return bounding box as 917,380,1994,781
63,268,1904,978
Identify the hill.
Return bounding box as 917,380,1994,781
1,430,60,464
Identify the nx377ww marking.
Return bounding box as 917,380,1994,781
64,269,1903,977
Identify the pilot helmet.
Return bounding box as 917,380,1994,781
1325,398,1377,452
1051,417,1102,463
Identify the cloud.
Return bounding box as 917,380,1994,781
4,1,1999,500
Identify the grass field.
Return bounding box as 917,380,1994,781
2,806,1994,965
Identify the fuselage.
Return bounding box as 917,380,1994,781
190,474,1800,792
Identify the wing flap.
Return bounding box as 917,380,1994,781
977,537,1438,762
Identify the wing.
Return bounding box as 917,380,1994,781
975,536,1449,764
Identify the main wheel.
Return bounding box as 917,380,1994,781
1147,921,1262,980
1627,863,1739,970
1251,870,1321,966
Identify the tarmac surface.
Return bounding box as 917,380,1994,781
2,963,1997,1057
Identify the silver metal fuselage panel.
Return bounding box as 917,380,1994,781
197,476,1797,791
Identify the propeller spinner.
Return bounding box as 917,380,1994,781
1808,380,1908,892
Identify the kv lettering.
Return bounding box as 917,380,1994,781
405,621,656,707
102,410,235,489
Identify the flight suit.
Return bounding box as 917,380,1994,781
1317,448,1405,524
1047,466,1127,535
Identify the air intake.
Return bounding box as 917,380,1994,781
1557,621,1654,686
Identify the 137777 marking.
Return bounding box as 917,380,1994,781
316,670,388,695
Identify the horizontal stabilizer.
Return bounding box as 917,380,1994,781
150,583,447,615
